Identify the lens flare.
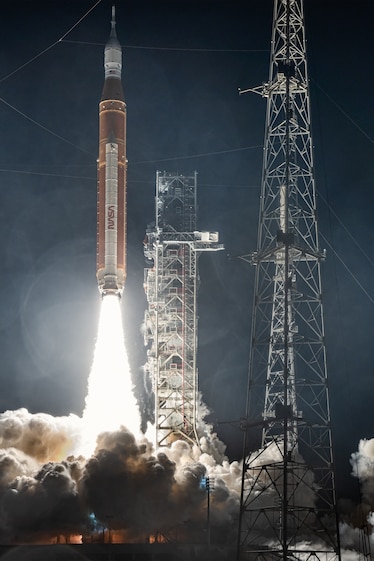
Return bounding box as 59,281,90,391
81,294,141,456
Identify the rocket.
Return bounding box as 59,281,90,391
96,6,127,297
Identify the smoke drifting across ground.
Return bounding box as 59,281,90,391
0,294,372,556
0,406,371,556
0,408,241,544
339,439,374,549
0,295,241,545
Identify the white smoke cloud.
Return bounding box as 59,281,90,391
0,408,82,463
334,438,374,554
0,448,39,489
0,408,241,544
351,438,374,505
0,404,372,559
0,399,371,552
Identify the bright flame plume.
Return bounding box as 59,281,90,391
81,294,141,456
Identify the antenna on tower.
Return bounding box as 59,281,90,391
237,1,342,560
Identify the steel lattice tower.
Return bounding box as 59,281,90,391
144,171,223,449
237,1,341,560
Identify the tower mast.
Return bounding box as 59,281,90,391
144,172,223,449
237,1,341,560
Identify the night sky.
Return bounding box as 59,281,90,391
0,0,372,504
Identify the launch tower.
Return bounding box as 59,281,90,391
144,172,223,449
237,1,341,560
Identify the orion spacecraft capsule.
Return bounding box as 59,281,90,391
96,6,127,297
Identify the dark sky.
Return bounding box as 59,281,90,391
0,0,372,502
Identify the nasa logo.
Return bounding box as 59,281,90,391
108,205,115,229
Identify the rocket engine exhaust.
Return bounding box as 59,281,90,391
96,6,127,298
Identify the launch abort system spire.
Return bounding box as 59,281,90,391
97,5,127,297
237,1,341,560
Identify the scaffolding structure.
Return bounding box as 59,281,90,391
144,171,223,449
237,1,341,560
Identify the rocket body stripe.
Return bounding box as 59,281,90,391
96,10,127,297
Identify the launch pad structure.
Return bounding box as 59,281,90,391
143,171,223,450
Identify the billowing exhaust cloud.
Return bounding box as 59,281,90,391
0,407,241,545
0,410,372,558
0,408,82,463
0,293,369,553
351,438,374,506
0,288,240,544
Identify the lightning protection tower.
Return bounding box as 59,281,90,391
144,171,223,449
237,1,341,560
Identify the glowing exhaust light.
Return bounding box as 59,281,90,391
81,294,141,456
